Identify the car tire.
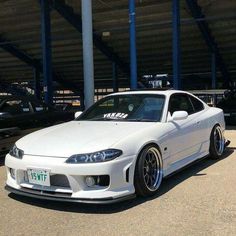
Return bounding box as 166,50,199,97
209,125,225,159
134,145,163,197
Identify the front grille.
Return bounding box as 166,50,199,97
23,171,70,188
50,174,70,188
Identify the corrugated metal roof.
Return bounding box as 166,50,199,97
0,0,235,89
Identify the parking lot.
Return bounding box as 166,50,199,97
0,128,235,236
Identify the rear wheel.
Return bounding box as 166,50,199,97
134,145,163,197
209,125,225,159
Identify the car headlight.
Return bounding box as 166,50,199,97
66,149,122,164
9,144,24,159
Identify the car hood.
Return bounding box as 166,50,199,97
16,121,156,157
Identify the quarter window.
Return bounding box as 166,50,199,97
189,95,204,113
169,94,194,115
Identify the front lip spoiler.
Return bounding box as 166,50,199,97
5,185,136,204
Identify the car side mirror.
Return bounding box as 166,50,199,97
74,111,83,119
169,111,188,122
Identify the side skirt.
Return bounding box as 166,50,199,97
163,154,209,179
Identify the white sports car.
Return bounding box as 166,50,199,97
5,90,227,203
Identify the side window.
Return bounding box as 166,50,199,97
189,95,204,113
169,94,194,115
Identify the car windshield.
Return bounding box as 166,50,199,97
78,94,165,122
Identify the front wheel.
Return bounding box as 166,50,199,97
134,145,163,197
209,125,225,159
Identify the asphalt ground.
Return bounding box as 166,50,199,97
0,128,235,236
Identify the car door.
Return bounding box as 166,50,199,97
167,93,199,167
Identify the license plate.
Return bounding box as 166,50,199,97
27,169,50,186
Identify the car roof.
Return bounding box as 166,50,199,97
110,89,192,97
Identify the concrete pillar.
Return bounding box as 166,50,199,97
81,0,94,109
40,0,53,105
172,0,181,89
129,0,137,89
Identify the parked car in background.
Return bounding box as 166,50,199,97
217,89,236,125
0,96,74,156
5,90,228,203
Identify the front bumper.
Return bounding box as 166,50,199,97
5,153,136,203
5,185,136,204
